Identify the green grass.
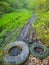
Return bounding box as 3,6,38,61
33,12,49,46
32,0,49,46
0,9,32,48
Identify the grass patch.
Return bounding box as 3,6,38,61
32,0,49,46
33,12,49,46
0,9,32,47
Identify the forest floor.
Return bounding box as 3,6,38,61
24,55,49,65
19,15,49,65
0,0,49,65
0,14,49,65
23,27,49,65
23,28,49,65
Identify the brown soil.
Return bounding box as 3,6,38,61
24,55,49,65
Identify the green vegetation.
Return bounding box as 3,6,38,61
0,9,32,47
0,0,32,63
0,8,32,64
0,0,49,64
0,1,13,16
33,12,49,46
29,0,49,13
32,0,49,46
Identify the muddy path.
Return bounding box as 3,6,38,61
19,14,36,44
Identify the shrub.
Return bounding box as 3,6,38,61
0,1,13,14
27,0,49,13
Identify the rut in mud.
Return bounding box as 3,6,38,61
19,15,36,43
